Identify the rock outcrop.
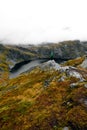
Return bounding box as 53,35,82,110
80,56,87,68
39,60,61,70
39,60,85,82
1,40,87,63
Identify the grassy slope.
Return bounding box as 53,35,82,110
0,57,87,130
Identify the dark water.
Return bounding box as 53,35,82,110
9,58,67,79
9,59,46,79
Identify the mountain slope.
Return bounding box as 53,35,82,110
2,40,87,62
0,57,87,130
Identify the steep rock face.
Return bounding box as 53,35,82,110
3,40,87,61
29,40,87,59
6,46,35,61
1,45,36,69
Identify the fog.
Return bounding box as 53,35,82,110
0,0,87,44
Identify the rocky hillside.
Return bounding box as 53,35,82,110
0,40,87,73
1,40,87,85
1,40,87,62
0,50,87,130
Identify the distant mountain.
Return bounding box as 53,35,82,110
1,40,87,62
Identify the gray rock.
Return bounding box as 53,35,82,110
62,127,69,130
84,100,87,105
80,98,87,107
58,75,66,82
40,60,61,71
3,40,87,62
44,80,50,87
65,67,85,82
67,102,70,105
70,83,78,88
40,61,85,82
84,84,87,88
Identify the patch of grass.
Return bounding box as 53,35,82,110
15,101,33,115
62,57,84,67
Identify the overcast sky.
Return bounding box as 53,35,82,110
0,0,87,44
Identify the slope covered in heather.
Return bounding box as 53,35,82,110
0,52,87,130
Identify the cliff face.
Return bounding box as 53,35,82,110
35,41,87,59
1,40,87,62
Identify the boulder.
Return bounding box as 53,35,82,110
39,60,61,70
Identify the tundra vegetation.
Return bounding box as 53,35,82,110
0,41,87,130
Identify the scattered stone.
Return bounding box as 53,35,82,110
67,102,70,105
40,60,85,83
62,126,69,130
65,67,85,82
58,75,66,82
80,98,87,107
44,80,50,87
84,84,87,88
70,83,78,88
60,66,70,73
84,100,87,105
